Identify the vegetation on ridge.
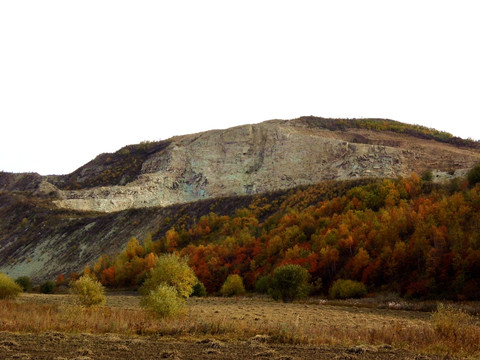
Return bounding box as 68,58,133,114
51,140,171,190
295,116,480,148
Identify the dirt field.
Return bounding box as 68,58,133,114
0,331,452,360
0,294,469,359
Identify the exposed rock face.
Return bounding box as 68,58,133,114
46,119,480,213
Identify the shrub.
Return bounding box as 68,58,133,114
220,274,246,297
140,284,185,318
269,264,311,302
191,281,207,297
421,170,433,182
40,280,55,294
468,162,480,187
140,254,197,298
0,272,22,299
432,304,475,339
329,279,367,299
255,275,272,294
15,276,33,292
70,275,106,307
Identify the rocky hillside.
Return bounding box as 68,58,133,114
1,117,479,282
3,117,480,213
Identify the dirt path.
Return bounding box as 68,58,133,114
0,331,452,360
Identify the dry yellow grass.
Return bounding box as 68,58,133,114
1,293,479,358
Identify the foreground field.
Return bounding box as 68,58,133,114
0,331,452,360
0,293,478,359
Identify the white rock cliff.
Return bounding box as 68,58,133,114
51,119,480,212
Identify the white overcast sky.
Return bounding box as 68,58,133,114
1,1,479,175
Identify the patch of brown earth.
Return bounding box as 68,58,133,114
0,332,453,360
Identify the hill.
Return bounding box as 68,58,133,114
2,117,479,213
1,116,479,289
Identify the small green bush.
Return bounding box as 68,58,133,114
191,281,207,297
220,274,246,297
255,275,272,294
421,170,433,182
140,284,185,318
40,280,55,294
329,279,367,299
15,276,33,292
0,272,22,299
70,275,106,307
141,254,197,298
468,162,480,187
269,264,311,302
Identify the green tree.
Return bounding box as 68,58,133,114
255,275,272,294
15,276,33,292
220,274,246,296
421,170,433,182
191,281,207,297
140,253,197,298
269,264,311,302
467,162,480,187
40,280,55,294
0,273,22,299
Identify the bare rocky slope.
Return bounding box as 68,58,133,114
1,117,479,281
5,117,480,213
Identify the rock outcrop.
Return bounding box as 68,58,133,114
45,118,480,213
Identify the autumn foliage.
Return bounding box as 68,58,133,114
70,275,106,307
220,274,246,297
0,272,22,299
329,279,367,299
87,174,480,300
140,253,197,298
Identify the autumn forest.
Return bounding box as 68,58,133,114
79,167,480,301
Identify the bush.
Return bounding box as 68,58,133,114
140,284,185,318
191,281,207,297
269,264,311,302
255,275,272,294
421,170,433,182
40,280,55,294
329,279,367,299
15,276,33,292
140,254,197,298
432,304,475,339
468,162,480,187
220,274,246,296
70,275,106,307
0,272,22,299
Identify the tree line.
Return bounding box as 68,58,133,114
85,167,480,300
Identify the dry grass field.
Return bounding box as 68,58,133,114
0,293,479,359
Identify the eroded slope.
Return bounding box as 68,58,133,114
43,118,480,212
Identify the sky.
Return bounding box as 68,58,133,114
1,1,479,175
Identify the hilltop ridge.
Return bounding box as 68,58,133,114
2,117,479,213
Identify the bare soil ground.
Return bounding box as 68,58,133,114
0,331,451,360
0,294,463,359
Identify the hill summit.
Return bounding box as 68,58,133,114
3,117,479,213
